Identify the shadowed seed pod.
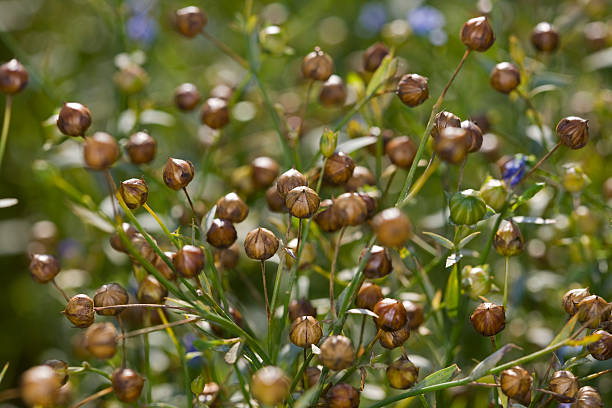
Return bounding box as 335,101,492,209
314,199,342,232
277,169,308,198
201,97,229,129
174,245,204,278
110,223,138,253
85,322,117,359
490,62,521,94
214,244,239,270
434,127,469,164
549,370,579,401
372,208,412,248
111,368,144,403
562,163,587,193
216,192,249,223
461,265,492,300
94,283,129,316
285,186,320,218
29,254,60,283
396,73,428,107
556,117,589,150
480,177,508,212
461,120,483,153
385,136,417,169
572,386,603,408
403,300,424,329
289,298,316,321
174,83,200,111
244,227,279,260
175,6,207,38
387,358,419,389
119,178,148,209
43,360,68,385
250,156,279,188
356,282,383,310
327,383,360,408
302,46,334,81
335,192,367,226
114,64,147,94
431,111,461,140
0,59,28,94
588,330,612,360
494,219,525,256
320,335,355,370
363,42,389,72
154,252,176,280
137,275,167,304
500,366,532,406
460,16,495,51
531,22,559,52
125,132,156,165
64,294,95,328
131,234,157,264
470,302,505,336
163,158,195,190
20,365,61,407
562,288,591,316
266,185,286,212
319,75,346,106
577,295,610,328
206,219,237,248
449,189,487,225
57,102,91,136
374,298,407,331
289,316,323,348
346,166,375,191
305,367,321,389
251,366,290,406
379,323,410,349
83,132,119,170
324,152,355,185
361,245,392,279
358,192,378,219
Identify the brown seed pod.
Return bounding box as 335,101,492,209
531,22,560,52
125,132,156,165
470,302,505,336
277,169,308,198
319,335,355,371
174,83,201,111
251,366,290,406
556,116,589,150
214,244,239,270
57,102,91,136
358,192,378,219
385,136,417,169
577,295,610,328
0,59,28,94
493,219,525,257
85,322,118,359
500,366,532,406
396,73,428,107
285,186,320,218
305,367,321,389
114,63,148,94
206,219,237,249
289,316,323,348
572,386,603,408
549,370,579,401
137,275,168,304
386,358,419,389
372,208,412,248
319,74,346,106
119,178,148,209
131,234,158,265
175,6,207,38
314,199,342,233
403,300,425,330
327,383,360,408
434,127,469,164
302,46,334,81
111,368,144,403
210,84,233,101
110,223,138,253
346,166,375,191
490,62,521,94
289,298,317,321
154,252,177,281
379,323,410,349
197,382,220,407
335,192,368,226
431,110,461,140
460,16,495,51
20,365,61,407
244,227,279,260
250,156,280,188
373,298,407,331
94,283,129,316
363,42,389,72
324,152,355,185
200,97,229,129
216,192,249,223
173,245,205,278
461,120,483,153
163,157,195,190
360,245,392,279
562,288,591,316
29,254,60,284
64,294,95,328
83,132,119,170
43,360,69,386
266,185,286,212
356,282,384,310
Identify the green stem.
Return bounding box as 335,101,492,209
329,225,347,319
0,95,12,173
143,313,152,404
503,257,510,310
143,203,180,248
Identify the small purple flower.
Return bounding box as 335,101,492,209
502,155,526,188
407,6,445,36
127,14,157,44
358,3,387,35
183,332,202,367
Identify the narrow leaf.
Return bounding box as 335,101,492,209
511,183,545,211
335,136,377,154
69,203,114,233
224,341,241,364
469,344,520,380
512,216,556,225
0,362,8,385
567,333,602,347
458,232,480,249
423,231,454,250
411,365,459,391
444,265,459,318
548,313,579,347
202,204,217,233
365,53,396,96
347,308,379,318
295,388,318,408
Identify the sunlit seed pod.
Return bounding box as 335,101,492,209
83,132,120,170
431,111,461,141
63,294,95,328
576,295,610,329
373,298,407,331
200,97,229,129
363,42,389,72
434,127,469,164
206,219,237,249
396,73,428,107
386,358,419,389
175,6,207,38
562,163,587,194
125,131,156,165
357,192,378,219
285,186,320,218
302,46,334,81
154,252,177,281
56,102,91,136
470,302,505,336
587,330,612,360
111,368,144,403
372,208,412,248
214,244,239,270
137,275,167,304
251,366,290,406
20,365,61,407
42,360,68,386
460,16,495,51
556,116,589,150
549,370,579,401
216,192,249,223
403,300,424,330
319,335,355,371
490,62,521,94
356,282,384,310
119,178,148,209
385,136,417,169
461,265,492,300
327,383,360,408
562,288,591,316
29,254,60,284
110,223,138,253
277,168,308,198
85,322,118,359
319,75,347,106
174,83,201,111
531,22,560,52
250,156,280,188
289,316,323,348
314,199,342,233
449,189,487,226
173,245,205,278
366,127,394,156
345,166,375,191
289,298,317,321
244,227,279,260
130,233,158,265
335,192,368,226
479,177,508,212
360,245,392,279
266,185,286,212
162,157,195,190
94,283,129,316
379,322,410,349
324,152,355,185
493,219,525,256
572,386,603,408
0,58,28,94
461,120,483,153
500,366,532,406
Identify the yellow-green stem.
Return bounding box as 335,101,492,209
0,95,12,173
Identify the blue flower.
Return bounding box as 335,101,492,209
407,6,445,36
183,332,202,367
127,14,157,44
358,3,387,35
502,155,526,188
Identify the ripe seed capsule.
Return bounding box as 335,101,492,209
163,157,195,190
319,75,346,106
289,316,322,348
125,132,156,165
111,368,145,403
493,219,525,256
461,120,483,153
577,295,610,329
119,178,148,209
470,302,505,336
346,166,375,191
335,192,368,226
363,42,389,72
285,186,320,218
288,298,316,321
360,245,392,279
386,358,419,389
587,330,612,360
385,136,417,169
57,102,91,136
319,335,355,371
449,189,487,225
251,366,290,406
358,192,378,219
137,275,168,304
562,288,591,316
490,62,521,94
403,300,424,329
556,116,589,150
356,282,383,310
460,16,495,51
431,111,461,140
94,283,129,316
373,298,407,331
175,6,207,38
20,365,61,407
110,223,138,253
531,22,560,52
434,127,469,164
500,366,533,406
572,386,603,408
206,219,237,249
396,73,428,107
174,245,205,278
372,208,412,248
276,168,307,198
214,244,239,270
244,227,279,260
305,367,321,389
250,156,279,188
174,83,200,111
314,199,342,233
302,46,334,81
216,192,249,223
327,383,360,408
0,59,28,94
29,254,60,284
379,323,410,349
83,132,119,170
43,360,69,385
324,152,355,185
85,322,118,359
266,185,286,212
64,294,95,328
549,370,579,401
200,97,229,129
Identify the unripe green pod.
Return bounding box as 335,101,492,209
259,25,287,55
320,128,338,158
479,177,508,212
449,189,487,225
461,264,492,300
562,163,587,193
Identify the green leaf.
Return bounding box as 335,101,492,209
458,231,480,249
0,362,8,385
548,313,579,347
511,183,545,212
335,136,377,155
69,203,114,233
190,375,206,394
423,231,454,250
529,84,560,98
410,364,459,391
347,308,379,318
365,53,396,97
202,204,217,233
224,341,241,364
567,333,601,347
469,344,520,380
444,264,459,318
295,388,318,408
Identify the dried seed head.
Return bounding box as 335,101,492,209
346,166,375,191
216,192,249,223
434,127,469,164
531,22,560,52
363,42,389,72
431,111,461,140
94,283,129,316
493,219,525,256
57,102,91,136
64,294,95,328
385,136,417,169
356,282,383,310
572,386,603,408
479,177,508,212
470,302,505,336
461,120,483,153
461,265,492,300
449,189,487,225
335,192,368,226
250,156,280,188
562,288,591,316
244,227,279,260
251,366,290,406
372,208,412,248
460,16,495,51
163,157,195,190
386,358,419,389
110,223,138,253
174,245,205,278
361,245,392,279
154,252,177,280
214,244,239,270
277,168,308,198
83,132,119,170
577,295,610,329
305,367,321,389
314,199,342,233
174,83,201,111
358,192,378,219
285,186,320,218
200,97,229,129
20,365,61,407
379,323,410,349
43,360,68,385
588,330,612,360
289,316,323,348
320,335,355,371
549,370,579,401
266,185,286,212
206,219,237,249
327,383,360,408
374,298,407,331
125,131,156,165
490,62,521,94
500,366,532,406
324,152,355,185
556,116,589,150
302,46,334,81
137,275,168,304
319,74,346,106
0,59,28,94
175,6,207,38
562,163,587,193
403,300,425,329
119,178,148,209
289,298,317,321
396,73,428,107
29,254,60,283
85,322,118,359
111,368,144,403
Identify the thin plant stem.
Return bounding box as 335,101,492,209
503,256,510,310
182,187,198,223
406,156,440,201
516,141,562,188
157,310,192,408
143,203,179,248
381,168,397,203
0,95,12,173
579,368,612,382
356,315,367,356
296,218,303,255
143,312,152,403
261,260,270,322
104,169,119,220
94,304,195,312
457,157,467,191
118,314,127,368
329,225,347,319
201,31,248,68
71,386,113,408
119,317,201,339
52,278,70,302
